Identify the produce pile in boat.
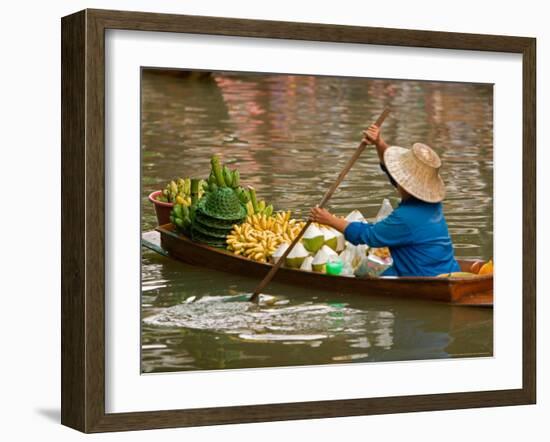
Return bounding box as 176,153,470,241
161,155,394,276
156,161,494,279
224,205,392,277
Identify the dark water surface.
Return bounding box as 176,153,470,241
141,70,493,373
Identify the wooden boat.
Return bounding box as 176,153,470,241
147,224,493,307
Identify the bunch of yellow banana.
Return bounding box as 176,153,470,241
175,194,192,207
226,211,306,262
158,177,207,206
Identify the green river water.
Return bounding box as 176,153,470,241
140,69,493,373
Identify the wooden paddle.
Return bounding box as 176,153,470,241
250,108,391,303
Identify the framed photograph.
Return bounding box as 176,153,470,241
61,9,536,433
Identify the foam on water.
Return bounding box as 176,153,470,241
143,294,371,343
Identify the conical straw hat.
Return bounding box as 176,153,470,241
383,143,446,203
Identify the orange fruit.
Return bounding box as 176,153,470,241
478,259,493,275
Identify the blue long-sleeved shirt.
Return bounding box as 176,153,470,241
344,197,460,277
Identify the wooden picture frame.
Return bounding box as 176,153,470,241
61,8,536,433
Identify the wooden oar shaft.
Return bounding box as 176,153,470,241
250,108,390,302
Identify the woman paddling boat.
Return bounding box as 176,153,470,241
309,124,460,277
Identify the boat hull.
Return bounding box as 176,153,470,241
155,224,493,307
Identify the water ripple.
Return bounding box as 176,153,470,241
140,70,494,372
143,295,389,345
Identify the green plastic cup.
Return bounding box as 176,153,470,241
326,257,343,275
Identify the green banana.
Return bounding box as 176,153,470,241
237,187,249,204
181,205,189,219
223,166,233,188
173,204,183,219
231,170,240,188
248,186,259,214
210,155,226,187
246,201,254,216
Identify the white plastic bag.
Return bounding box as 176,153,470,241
355,253,393,277
339,243,368,273
340,261,355,277
339,245,355,271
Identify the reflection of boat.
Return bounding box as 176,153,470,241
144,225,493,308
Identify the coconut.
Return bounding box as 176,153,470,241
271,243,289,264
300,256,314,272
312,248,328,273
302,224,325,253
320,245,338,259
345,209,366,223
285,242,310,268
319,226,338,251
333,228,345,252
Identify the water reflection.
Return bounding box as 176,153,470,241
141,70,493,372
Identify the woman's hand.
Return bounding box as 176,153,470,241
309,206,334,225
363,124,381,146
363,124,389,164
309,207,349,233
